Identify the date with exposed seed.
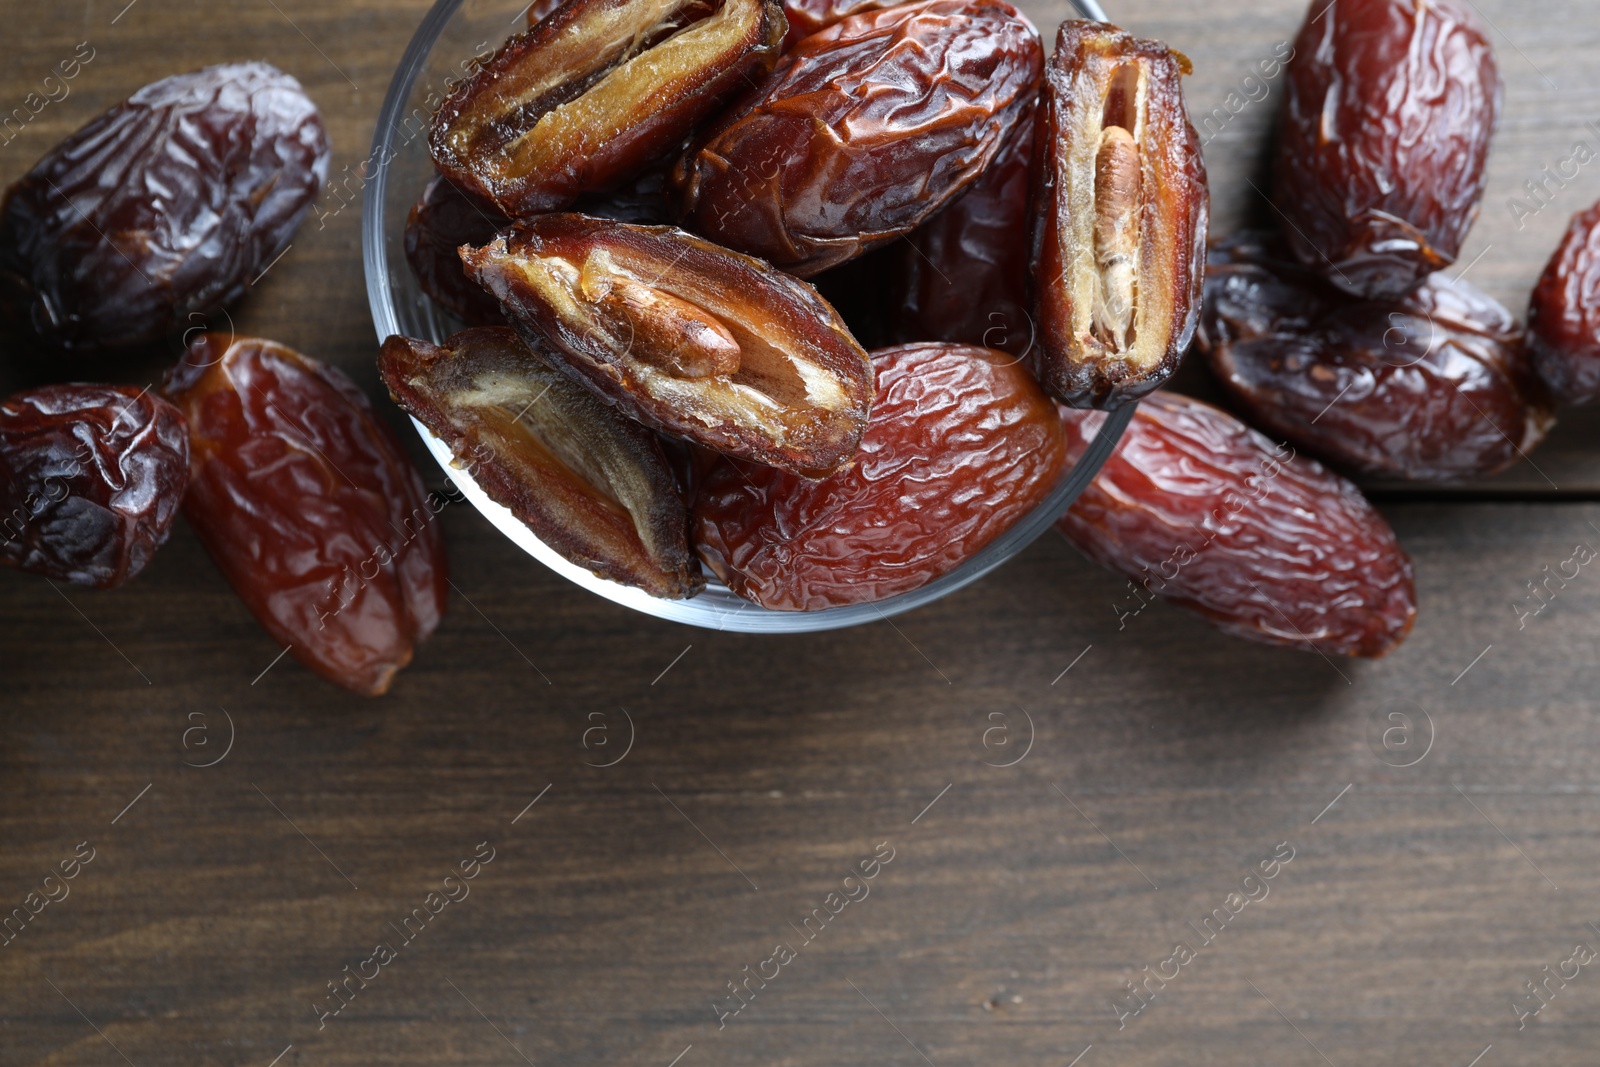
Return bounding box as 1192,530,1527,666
1031,20,1208,410
462,214,874,477
1058,391,1416,658
380,327,703,598
694,343,1066,610
432,0,784,216
1199,233,1553,482
1274,0,1500,299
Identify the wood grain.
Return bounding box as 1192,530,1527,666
3,1,1600,1066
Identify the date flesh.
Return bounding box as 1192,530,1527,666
462,214,874,477
1199,233,1553,481
431,0,784,217
891,102,1035,355
1058,391,1416,658
0,384,188,588
673,0,1042,277
0,63,329,355
165,334,448,696
405,175,512,326
1528,199,1600,406
1275,0,1500,299
694,343,1066,610
380,327,702,598
1032,20,1207,409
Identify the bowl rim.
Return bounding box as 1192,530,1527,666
361,0,1132,633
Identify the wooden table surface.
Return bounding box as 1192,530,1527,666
4,1,1600,1065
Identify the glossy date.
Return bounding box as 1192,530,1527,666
432,0,784,216
1198,233,1552,481
0,63,329,355
1274,0,1501,298
1058,391,1416,658
380,327,702,598
0,384,188,588
165,334,448,696
1032,20,1207,409
693,343,1066,610
673,0,1042,277
1528,198,1600,406
462,214,874,477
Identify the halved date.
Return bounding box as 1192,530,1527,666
1032,20,1207,409
462,214,874,477
0,384,189,588
165,334,448,696
431,0,784,216
673,0,1042,277
1275,0,1500,298
380,327,702,598
1199,233,1553,481
0,63,329,355
1057,391,1416,658
891,102,1035,355
1528,199,1600,406
694,343,1066,610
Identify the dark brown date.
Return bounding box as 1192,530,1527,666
1275,0,1500,299
0,63,329,355
891,101,1035,355
165,334,448,696
1199,233,1553,482
405,175,511,326
1057,391,1416,658
1032,20,1207,409
1528,199,1600,406
673,0,1042,277
462,214,874,477
431,0,784,217
780,0,899,46
0,384,188,588
694,343,1066,610
380,328,702,598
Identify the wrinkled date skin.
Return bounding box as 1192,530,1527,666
1032,21,1207,410
674,0,1042,278
431,0,784,216
165,334,448,696
0,63,330,356
1058,391,1416,658
1275,0,1500,299
1528,199,1600,406
1199,234,1553,481
463,214,875,477
0,384,188,588
405,175,512,326
891,102,1035,356
780,0,898,46
381,328,702,598
694,343,1066,610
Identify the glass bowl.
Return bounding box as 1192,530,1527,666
362,0,1129,633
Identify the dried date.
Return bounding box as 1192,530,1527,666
432,0,784,217
1528,199,1600,406
0,384,188,588
462,214,874,477
1199,233,1553,481
0,63,329,355
1057,391,1416,658
891,101,1035,355
405,175,511,326
380,327,702,598
693,343,1066,610
673,0,1042,277
1275,0,1500,299
780,0,899,46
165,334,448,696
1032,20,1207,409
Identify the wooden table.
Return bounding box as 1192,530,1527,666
4,1,1600,1064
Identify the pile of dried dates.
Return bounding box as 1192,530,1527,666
6,0,1600,692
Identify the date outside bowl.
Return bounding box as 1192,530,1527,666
362,0,1128,633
